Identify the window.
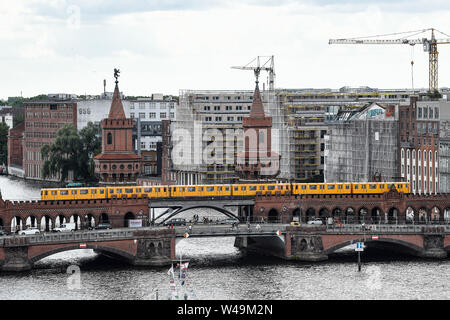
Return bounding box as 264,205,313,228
327,185,335,189
206,187,214,191
139,113,145,119
309,185,317,190
144,188,152,192
107,132,112,144
149,113,156,118
125,188,133,193
204,106,210,111
80,190,88,195
60,190,68,195
267,186,275,190
249,186,257,191
160,113,166,119
188,187,195,192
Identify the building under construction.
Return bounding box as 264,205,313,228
324,102,400,183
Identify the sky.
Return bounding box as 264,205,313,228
2,0,450,99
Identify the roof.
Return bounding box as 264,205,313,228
108,83,126,119
249,82,266,118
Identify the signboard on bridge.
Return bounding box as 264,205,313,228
355,242,364,252
128,219,142,228
372,235,379,240
79,243,87,248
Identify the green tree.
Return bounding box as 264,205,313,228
0,122,9,166
41,122,101,183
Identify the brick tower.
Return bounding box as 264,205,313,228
94,69,142,184
236,79,280,180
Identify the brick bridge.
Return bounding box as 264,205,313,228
1,223,450,272
0,190,449,271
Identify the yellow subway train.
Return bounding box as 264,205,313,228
40,182,410,201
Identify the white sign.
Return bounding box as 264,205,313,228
128,219,142,228
355,242,364,252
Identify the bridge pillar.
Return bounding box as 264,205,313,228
0,247,32,272
285,226,328,262
132,229,176,267
420,231,447,259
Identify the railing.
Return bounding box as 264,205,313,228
174,223,285,237
0,228,165,247
326,224,450,234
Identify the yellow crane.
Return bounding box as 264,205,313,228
329,28,450,93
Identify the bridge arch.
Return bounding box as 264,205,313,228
124,212,135,227
25,215,39,229
29,244,135,264
268,208,279,223
405,206,416,224
319,208,329,221
370,207,382,224
69,214,82,230
40,215,54,232
418,207,428,224
357,207,368,223
388,207,399,224
84,213,96,229
55,214,68,227
345,207,355,224
332,207,343,224
431,206,440,223
10,216,23,233
100,213,110,224
444,207,450,223
305,208,315,222
324,237,425,257
159,205,239,225
292,208,301,221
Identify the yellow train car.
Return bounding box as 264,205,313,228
170,185,231,197
351,182,410,194
41,187,107,201
231,183,290,196
107,186,169,199
292,183,352,195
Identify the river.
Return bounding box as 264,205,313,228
0,175,449,300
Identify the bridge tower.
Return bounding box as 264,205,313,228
235,78,280,181
94,69,142,184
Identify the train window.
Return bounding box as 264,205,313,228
310,185,317,190
346,185,350,189
225,187,229,191
234,187,239,191
164,188,167,192
91,190,97,194
320,185,325,189
60,190,68,195
249,186,256,191
277,186,282,190
362,185,366,189
80,190,88,195
218,187,222,191
302,186,307,190
397,184,401,189
117,189,122,193
155,188,160,192
380,184,384,188
136,188,141,193
338,185,342,189
327,185,335,189
241,186,247,191
188,187,195,192
295,186,298,190
45,191,48,195
52,191,57,195
109,189,114,194
144,188,152,192
354,185,359,189
259,186,264,190
199,187,204,191
125,188,133,193
207,187,214,191
369,184,377,189
268,186,275,190
100,190,104,194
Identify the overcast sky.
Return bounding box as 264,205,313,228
2,0,450,99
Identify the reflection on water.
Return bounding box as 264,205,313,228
0,176,450,300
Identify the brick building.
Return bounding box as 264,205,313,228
400,97,440,194
93,77,142,184
23,100,77,180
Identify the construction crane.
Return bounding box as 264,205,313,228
329,28,450,93
231,56,275,90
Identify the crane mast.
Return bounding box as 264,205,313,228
231,56,275,90
329,28,450,93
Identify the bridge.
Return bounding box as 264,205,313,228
1,222,450,272
0,189,449,271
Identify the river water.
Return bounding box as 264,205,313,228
0,175,449,300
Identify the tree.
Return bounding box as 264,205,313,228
41,122,101,183
0,122,9,166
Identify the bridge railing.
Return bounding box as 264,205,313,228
0,228,144,247
326,224,450,234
